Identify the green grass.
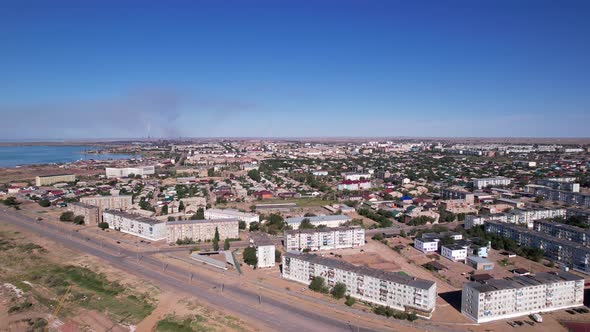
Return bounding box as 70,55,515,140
156,317,195,332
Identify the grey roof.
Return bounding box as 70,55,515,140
166,218,238,226
284,252,435,290
103,210,164,226
286,215,351,225
285,226,362,235
465,271,583,293
466,256,493,264
249,232,274,246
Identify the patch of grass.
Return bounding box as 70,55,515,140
156,316,195,332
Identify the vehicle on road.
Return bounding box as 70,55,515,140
531,313,542,323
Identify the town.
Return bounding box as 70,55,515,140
1,138,590,331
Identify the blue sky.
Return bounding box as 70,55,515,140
1,0,589,139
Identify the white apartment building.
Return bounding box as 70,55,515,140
166,218,239,243
282,253,437,318
35,174,76,186
342,172,372,181
441,244,469,262
414,238,439,253
464,207,566,229
102,210,166,241
472,177,512,189
204,208,259,227
249,232,275,268
461,272,584,323
105,166,155,178
80,195,134,221
285,215,351,230
284,227,365,251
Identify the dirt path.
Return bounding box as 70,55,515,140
135,292,180,332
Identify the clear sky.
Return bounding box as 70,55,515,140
1,0,589,139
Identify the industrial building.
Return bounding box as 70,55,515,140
285,215,351,230
165,218,239,243
282,253,437,318
67,202,99,225
105,166,155,178
102,210,166,241
485,221,590,274
461,271,584,323
249,232,276,268
35,174,76,186
284,226,365,252
204,208,259,227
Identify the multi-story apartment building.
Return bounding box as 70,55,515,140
533,219,590,247
485,221,590,274
105,166,155,178
284,227,365,251
441,187,474,204
204,208,259,227
102,210,166,241
528,187,590,208
285,215,351,230
464,207,566,229
249,232,275,268
80,195,133,221
472,177,511,190
282,253,437,318
67,202,99,225
461,271,584,323
166,218,239,243
341,172,372,181
35,174,76,186
538,178,580,192
337,180,372,191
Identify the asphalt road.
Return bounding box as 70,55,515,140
0,208,380,332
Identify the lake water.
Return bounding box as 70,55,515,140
0,145,138,167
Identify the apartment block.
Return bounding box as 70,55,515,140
282,253,437,318
538,178,580,192
533,219,590,247
249,232,275,268
166,218,239,243
461,271,584,323
529,187,590,208
35,174,76,186
102,210,166,241
285,215,351,230
67,202,99,225
284,226,365,251
464,207,566,229
484,221,590,274
80,195,133,221
441,187,474,204
105,166,155,178
472,177,511,189
204,208,259,227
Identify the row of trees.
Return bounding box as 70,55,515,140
59,211,85,225
358,208,393,228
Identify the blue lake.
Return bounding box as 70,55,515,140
0,145,138,167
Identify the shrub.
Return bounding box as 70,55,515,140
345,295,356,306
309,276,329,293
330,282,346,299
73,215,85,225
60,211,74,222
98,222,109,230
38,199,51,207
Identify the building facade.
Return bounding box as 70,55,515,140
464,207,566,229
282,253,437,318
529,187,590,208
166,218,239,243
35,174,76,186
472,177,511,189
102,210,166,241
538,178,580,192
461,272,584,323
67,202,99,225
249,232,275,268
80,195,133,221
105,166,155,178
284,227,365,251
533,219,590,247
204,208,259,227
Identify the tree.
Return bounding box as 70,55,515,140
330,282,347,299
161,205,168,215
38,199,51,207
309,276,328,293
399,230,407,238
167,216,176,221
299,218,315,229
247,169,262,182
249,222,260,232
60,211,74,222
243,247,258,266
238,220,246,230
275,249,282,263
178,200,185,212
372,233,384,241
211,227,220,251
249,205,256,212
224,238,231,250
194,207,205,220
345,296,356,306
73,215,85,225
98,222,109,230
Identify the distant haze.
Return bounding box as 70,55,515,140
0,2,589,139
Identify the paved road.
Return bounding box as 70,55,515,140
1,209,381,332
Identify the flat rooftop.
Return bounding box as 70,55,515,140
103,210,164,226
465,271,582,293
